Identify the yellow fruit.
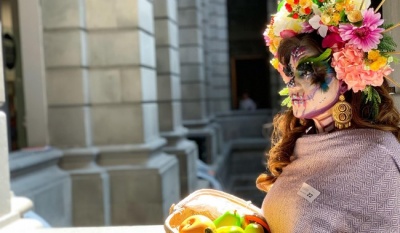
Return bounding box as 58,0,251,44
216,226,245,233
179,215,217,233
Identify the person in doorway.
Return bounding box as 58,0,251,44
256,0,400,232
239,91,257,111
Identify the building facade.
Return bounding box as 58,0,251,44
0,0,399,231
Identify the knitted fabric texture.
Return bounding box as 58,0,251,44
261,128,400,233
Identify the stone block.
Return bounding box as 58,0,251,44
211,76,229,86
163,139,198,196
179,28,202,45
41,0,83,29
120,67,157,102
210,99,230,114
91,105,143,145
46,68,88,105
85,0,154,33
88,69,122,104
179,46,204,64
178,9,201,27
11,163,72,227
158,102,174,132
177,0,201,9
0,112,10,216
48,107,90,148
155,19,179,47
182,100,206,120
158,102,183,132
156,47,180,75
91,103,159,145
154,0,177,21
88,30,155,68
180,64,204,81
157,74,181,101
181,82,205,100
43,30,86,67
142,103,160,143
214,53,228,63
108,154,179,224
71,171,109,226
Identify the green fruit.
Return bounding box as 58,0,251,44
213,210,243,228
216,226,245,233
244,223,264,233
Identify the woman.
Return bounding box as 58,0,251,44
257,1,400,232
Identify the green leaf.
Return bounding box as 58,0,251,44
363,86,381,119
277,0,286,12
378,34,397,53
279,87,289,96
281,96,292,108
299,48,332,64
279,87,292,108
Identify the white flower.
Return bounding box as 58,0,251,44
353,0,371,10
273,7,303,36
309,15,328,37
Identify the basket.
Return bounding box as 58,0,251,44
164,189,263,233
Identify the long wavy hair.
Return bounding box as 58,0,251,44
256,33,400,192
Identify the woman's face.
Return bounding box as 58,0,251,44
284,47,341,119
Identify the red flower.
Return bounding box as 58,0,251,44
285,3,293,12
292,13,299,19
318,0,324,2
304,7,311,15
294,0,299,4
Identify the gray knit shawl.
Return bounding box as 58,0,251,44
261,129,400,233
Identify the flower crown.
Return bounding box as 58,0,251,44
265,0,400,110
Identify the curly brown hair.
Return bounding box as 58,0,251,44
256,34,400,192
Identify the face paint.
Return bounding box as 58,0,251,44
286,48,341,120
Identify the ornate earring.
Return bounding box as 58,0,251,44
332,94,352,129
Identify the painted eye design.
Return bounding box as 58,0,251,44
296,63,314,79
283,65,294,78
287,77,296,88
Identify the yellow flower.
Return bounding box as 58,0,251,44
321,13,332,25
335,3,345,11
347,10,363,23
270,58,279,70
299,0,312,8
370,57,387,71
332,13,342,25
368,50,380,61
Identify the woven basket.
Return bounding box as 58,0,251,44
164,189,263,233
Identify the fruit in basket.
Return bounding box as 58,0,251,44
179,214,217,233
242,214,270,233
213,210,243,228
216,226,245,233
244,223,264,233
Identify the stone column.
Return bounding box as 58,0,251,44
0,19,12,225
178,0,219,164
207,0,230,114
43,0,180,226
153,0,198,197
383,2,400,108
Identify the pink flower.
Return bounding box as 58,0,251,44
339,8,384,52
280,29,297,39
322,32,344,50
331,44,390,92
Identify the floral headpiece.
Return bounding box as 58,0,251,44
265,0,400,110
